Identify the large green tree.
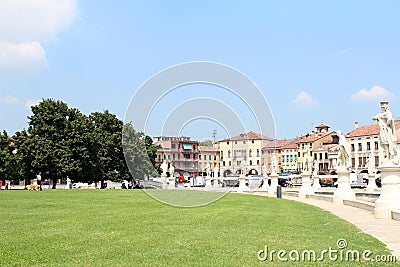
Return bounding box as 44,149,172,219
122,123,158,180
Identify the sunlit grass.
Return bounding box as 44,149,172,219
0,190,395,266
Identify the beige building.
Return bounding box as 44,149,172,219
218,132,273,176
280,139,299,174
296,124,336,172
345,122,400,174
262,139,294,174
198,144,220,176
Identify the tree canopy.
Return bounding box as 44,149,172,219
0,98,159,188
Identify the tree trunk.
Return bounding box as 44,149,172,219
100,179,105,189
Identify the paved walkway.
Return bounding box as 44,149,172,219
279,194,400,258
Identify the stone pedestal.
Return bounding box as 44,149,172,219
237,176,248,193
167,177,176,189
161,174,168,190
260,177,269,192
312,175,321,191
366,173,378,192
268,172,278,195
212,178,221,190
299,171,313,198
204,176,213,190
333,169,355,204
375,164,400,219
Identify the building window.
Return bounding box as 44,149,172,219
237,161,240,166
158,155,161,161
199,155,201,160
249,149,252,157
184,154,190,159
252,140,254,144
228,150,231,158
367,142,371,151
351,144,355,152
298,152,300,157
209,155,211,160
351,158,355,168
310,151,312,156
314,154,317,160
319,153,322,160
358,143,362,151
375,142,379,150
214,155,216,160
229,161,231,166
243,141,246,144
235,141,237,144
227,141,229,145
325,153,328,160
178,154,180,160
173,154,175,160
249,160,252,165
257,160,260,165
163,154,166,160
257,149,260,157
168,155,170,160
223,161,226,166
172,144,176,149
220,151,223,159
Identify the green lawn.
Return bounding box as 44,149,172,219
0,190,396,266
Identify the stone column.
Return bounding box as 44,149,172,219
268,172,278,195
366,173,378,192
161,174,168,190
375,165,400,219
333,168,355,204
237,175,248,193
299,171,313,198
260,176,269,192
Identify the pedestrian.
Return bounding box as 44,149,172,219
37,172,42,191
5,182,8,190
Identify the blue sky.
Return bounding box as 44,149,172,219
1,0,400,141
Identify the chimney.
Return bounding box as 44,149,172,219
354,121,359,130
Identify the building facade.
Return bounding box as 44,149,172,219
198,144,220,176
154,136,199,177
262,139,294,174
218,132,273,176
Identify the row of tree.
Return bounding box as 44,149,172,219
0,99,159,188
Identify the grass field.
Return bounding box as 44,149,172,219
0,190,396,266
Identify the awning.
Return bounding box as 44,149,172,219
183,144,192,150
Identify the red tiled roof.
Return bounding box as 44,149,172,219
262,139,292,150
296,131,331,143
316,123,330,128
346,123,400,138
218,131,273,142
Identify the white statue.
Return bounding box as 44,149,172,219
372,101,397,163
213,165,219,178
312,159,318,176
169,164,175,177
240,160,247,175
271,153,278,174
336,130,350,169
302,154,310,172
205,162,211,177
262,163,267,177
367,154,375,174
160,160,168,175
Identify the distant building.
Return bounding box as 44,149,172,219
262,139,295,174
345,121,400,174
296,124,336,172
153,136,199,177
218,132,273,176
198,144,220,176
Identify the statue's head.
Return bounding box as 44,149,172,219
380,101,389,112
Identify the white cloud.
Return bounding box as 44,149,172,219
0,0,77,75
0,41,48,73
292,91,318,108
351,86,395,101
25,99,41,110
1,95,20,104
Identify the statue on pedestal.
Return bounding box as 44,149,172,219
367,154,375,174
262,163,267,177
161,160,168,175
312,159,318,177
336,130,350,170
372,101,398,164
205,162,211,177
169,164,175,178
213,165,219,178
271,153,278,174
240,160,247,176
